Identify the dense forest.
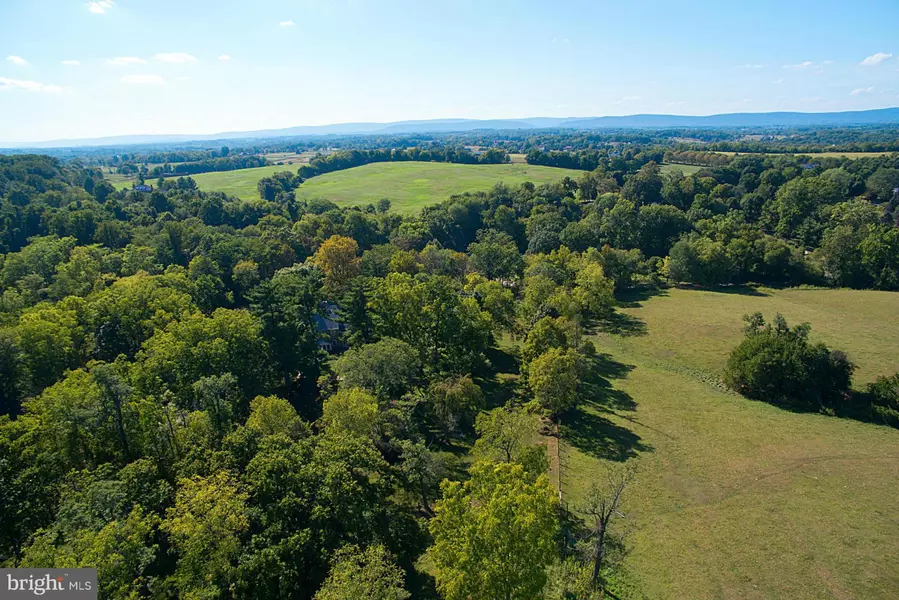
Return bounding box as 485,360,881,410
1,146,898,598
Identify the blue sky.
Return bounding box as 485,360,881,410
1,0,898,143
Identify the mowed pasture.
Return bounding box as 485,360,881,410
297,162,583,213
180,162,582,213
559,287,899,599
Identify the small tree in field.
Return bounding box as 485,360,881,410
725,312,854,410
582,464,636,587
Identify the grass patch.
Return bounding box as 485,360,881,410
660,163,705,175
559,287,899,599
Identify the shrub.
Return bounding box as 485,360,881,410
724,313,854,411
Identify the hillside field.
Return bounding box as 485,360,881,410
120,162,582,213
295,162,582,213
558,287,899,599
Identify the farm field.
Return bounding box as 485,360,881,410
170,161,582,213
260,151,315,165
559,287,899,599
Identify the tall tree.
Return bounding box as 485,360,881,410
428,460,558,600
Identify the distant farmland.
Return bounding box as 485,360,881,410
139,161,582,213
714,150,897,158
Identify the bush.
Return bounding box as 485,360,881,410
724,313,854,411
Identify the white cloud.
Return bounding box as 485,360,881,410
279,20,295,27
155,52,197,63
850,86,875,96
0,77,62,93
6,55,29,66
61,60,81,66
86,0,114,14
860,52,892,66
106,56,147,66
217,54,232,61
783,60,832,72
614,95,642,105
121,74,166,86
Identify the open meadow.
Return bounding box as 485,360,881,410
557,287,899,599
296,162,582,213
158,161,581,213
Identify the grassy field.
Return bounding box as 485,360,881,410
660,163,705,175
167,161,581,213
559,287,899,599
296,162,582,213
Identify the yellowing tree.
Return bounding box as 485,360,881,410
312,235,360,291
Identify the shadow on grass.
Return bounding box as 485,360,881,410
596,311,648,338
615,286,669,309
561,408,651,462
580,355,637,412
561,353,651,461
679,283,770,297
478,344,522,410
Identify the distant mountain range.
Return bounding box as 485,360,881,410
4,108,899,149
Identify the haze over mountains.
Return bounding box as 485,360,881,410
3,107,899,150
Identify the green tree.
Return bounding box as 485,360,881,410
246,395,309,440
528,348,582,418
468,230,524,280
573,262,615,318
250,265,322,398
135,308,273,407
332,338,421,399
428,461,558,600
20,507,160,600
428,375,484,439
321,388,381,440
866,167,899,203
473,408,548,477
314,544,410,600
162,471,249,599
725,313,855,410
